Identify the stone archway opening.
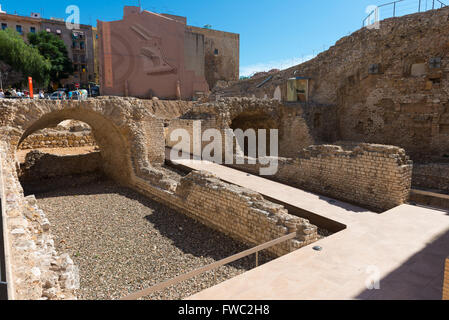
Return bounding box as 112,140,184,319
17,119,104,196
15,108,133,186
230,110,278,157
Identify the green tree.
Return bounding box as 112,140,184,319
0,28,51,87
28,31,73,85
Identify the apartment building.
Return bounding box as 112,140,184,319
0,5,96,88
40,17,95,87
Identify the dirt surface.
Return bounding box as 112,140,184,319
34,180,274,300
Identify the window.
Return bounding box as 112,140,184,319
73,54,78,63
1,23,7,30
16,25,22,34
214,49,219,55
72,41,78,49
80,41,85,49
30,27,36,33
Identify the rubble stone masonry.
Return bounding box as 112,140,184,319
19,132,96,150
215,7,449,161
132,171,319,257
0,142,78,300
230,144,413,212
412,163,449,193
0,97,320,299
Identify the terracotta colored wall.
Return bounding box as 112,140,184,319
98,7,209,100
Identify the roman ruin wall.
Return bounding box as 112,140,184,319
412,163,449,193
19,131,96,150
0,97,320,299
132,171,318,257
214,7,449,162
0,142,79,300
228,144,413,212
166,97,317,158
19,151,102,182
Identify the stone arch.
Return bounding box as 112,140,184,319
0,97,165,185
229,109,280,157
18,110,130,183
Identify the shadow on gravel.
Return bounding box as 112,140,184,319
30,178,274,271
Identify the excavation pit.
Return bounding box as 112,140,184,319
30,178,275,300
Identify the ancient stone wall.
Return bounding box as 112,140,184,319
229,144,413,212
19,151,102,182
0,97,320,299
214,7,449,161
0,142,78,300
412,163,449,192
166,97,316,158
19,132,96,150
131,171,318,257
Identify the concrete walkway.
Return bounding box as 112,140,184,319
166,153,449,300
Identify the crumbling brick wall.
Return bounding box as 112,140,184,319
132,170,319,257
19,151,102,182
229,143,413,212
213,7,449,162
166,97,317,158
0,142,78,300
19,132,96,150
412,163,449,193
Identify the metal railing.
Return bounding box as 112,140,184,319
0,196,8,300
363,0,447,28
120,232,297,300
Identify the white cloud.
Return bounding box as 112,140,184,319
239,55,315,77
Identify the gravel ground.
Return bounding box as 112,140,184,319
34,179,273,300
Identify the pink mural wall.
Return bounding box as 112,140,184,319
98,6,209,100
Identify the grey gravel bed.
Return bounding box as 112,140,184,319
34,180,273,300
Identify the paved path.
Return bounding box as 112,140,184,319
167,151,449,300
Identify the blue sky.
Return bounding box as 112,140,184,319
0,0,427,76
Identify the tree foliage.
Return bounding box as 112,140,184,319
0,28,51,86
28,31,74,84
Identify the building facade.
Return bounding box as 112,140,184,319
0,11,41,41
0,7,96,89
97,6,239,100
39,18,95,88
186,26,240,89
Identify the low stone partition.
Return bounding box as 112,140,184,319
132,170,319,257
412,163,449,193
19,131,96,150
229,144,413,212
0,142,78,300
19,150,102,182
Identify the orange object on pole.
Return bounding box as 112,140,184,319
28,77,34,99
